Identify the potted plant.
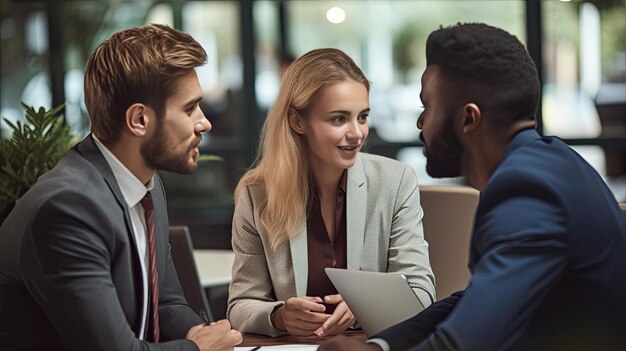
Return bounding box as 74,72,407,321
0,103,78,224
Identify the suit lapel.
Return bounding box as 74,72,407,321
75,134,144,335
346,155,366,270
76,135,136,240
81,136,167,276
289,220,308,296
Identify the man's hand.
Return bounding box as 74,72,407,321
271,296,331,335
314,294,355,337
186,319,242,351
319,336,382,351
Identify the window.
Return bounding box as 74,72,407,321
543,0,626,199
2,0,625,245
256,0,526,185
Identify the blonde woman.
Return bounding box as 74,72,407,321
227,48,435,338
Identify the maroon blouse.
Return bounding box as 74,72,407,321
306,171,348,314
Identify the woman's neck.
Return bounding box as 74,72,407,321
311,165,344,196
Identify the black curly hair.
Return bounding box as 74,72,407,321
426,23,540,124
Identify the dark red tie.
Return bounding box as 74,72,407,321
140,193,160,342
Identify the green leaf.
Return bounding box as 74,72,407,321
0,103,77,209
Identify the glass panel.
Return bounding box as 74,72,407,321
145,3,174,26
571,145,625,201
1,1,243,247
61,1,116,136
1,5,50,138
183,1,243,148
543,0,626,195
1,1,157,138
282,0,526,144
257,0,525,186
254,0,281,110
162,1,243,247
542,0,626,139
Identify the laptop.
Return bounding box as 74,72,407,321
325,268,425,337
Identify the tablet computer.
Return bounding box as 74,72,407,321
325,268,425,337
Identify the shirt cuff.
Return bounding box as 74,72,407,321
367,338,390,351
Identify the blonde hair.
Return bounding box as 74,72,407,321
84,23,207,143
235,48,369,249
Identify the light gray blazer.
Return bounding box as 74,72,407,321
227,153,435,336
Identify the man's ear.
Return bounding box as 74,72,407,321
126,103,149,137
461,103,481,134
288,108,305,134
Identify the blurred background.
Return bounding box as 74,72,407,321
1,0,625,249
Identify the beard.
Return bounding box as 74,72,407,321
420,115,463,178
141,123,199,175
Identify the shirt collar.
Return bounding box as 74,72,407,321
93,136,154,208
309,169,348,198
338,169,347,196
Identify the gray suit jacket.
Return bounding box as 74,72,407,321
0,135,201,351
227,153,435,336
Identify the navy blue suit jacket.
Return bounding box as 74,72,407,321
376,129,626,350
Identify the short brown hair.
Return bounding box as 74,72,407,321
84,24,207,143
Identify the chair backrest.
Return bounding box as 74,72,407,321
419,185,479,299
619,203,626,218
169,225,214,322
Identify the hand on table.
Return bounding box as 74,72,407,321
271,296,331,335
186,319,242,351
318,336,382,351
313,294,356,337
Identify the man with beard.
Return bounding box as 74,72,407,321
0,24,242,351
319,23,626,351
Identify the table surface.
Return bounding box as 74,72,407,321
240,330,366,347
192,249,234,287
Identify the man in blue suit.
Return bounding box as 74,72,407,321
320,23,626,351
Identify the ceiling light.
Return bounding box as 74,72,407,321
326,7,346,24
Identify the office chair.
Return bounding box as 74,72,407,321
419,185,479,300
169,225,214,322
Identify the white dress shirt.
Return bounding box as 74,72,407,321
368,338,391,351
93,136,154,340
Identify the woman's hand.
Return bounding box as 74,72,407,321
314,294,356,337
271,296,331,335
